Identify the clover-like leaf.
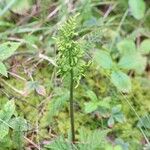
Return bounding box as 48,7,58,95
129,0,146,20
111,71,131,93
118,53,147,74
108,116,115,128
86,90,98,101
94,50,113,69
139,39,150,54
84,102,98,113
117,40,136,55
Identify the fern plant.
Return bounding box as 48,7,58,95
44,129,124,150
45,129,108,150
55,14,87,143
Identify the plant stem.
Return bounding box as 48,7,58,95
70,68,75,143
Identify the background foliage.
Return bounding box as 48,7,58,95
0,0,150,149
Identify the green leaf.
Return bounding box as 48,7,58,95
84,102,98,113
0,42,21,61
139,39,150,54
112,105,122,114
47,88,69,122
117,40,136,55
105,144,123,150
10,117,28,131
8,0,32,15
111,71,131,93
105,145,113,150
137,114,150,129
118,54,136,70
0,0,17,17
129,0,146,20
114,145,123,150
98,101,110,109
114,113,125,123
94,51,113,69
133,55,147,74
108,117,114,128
118,53,147,73
0,124,9,141
0,62,7,77
86,90,98,101
10,117,28,150
115,138,129,150
78,129,109,150
0,21,14,27
43,136,71,150
0,100,15,122
0,101,15,141
12,130,23,150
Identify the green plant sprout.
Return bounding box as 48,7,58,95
55,14,87,143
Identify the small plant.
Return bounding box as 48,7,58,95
55,14,87,143
45,129,109,150
84,91,125,128
0,100,28,149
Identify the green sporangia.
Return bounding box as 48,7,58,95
55,14,88,143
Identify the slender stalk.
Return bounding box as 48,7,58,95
69,68,75,143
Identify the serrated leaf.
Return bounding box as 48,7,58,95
94,51,113,69
0,42,21,61
117,40,136,55
0,100,15,122
9,117,28,131
78,129,109,150
10,117,27,149
0,62,7,77
0,124,9,141
129,0,146,20
111,71,131,93
0,101,15,141
139,39,150,54
12,130,23,150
